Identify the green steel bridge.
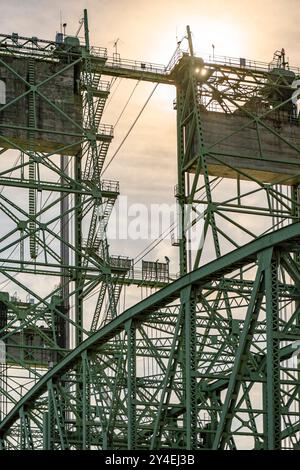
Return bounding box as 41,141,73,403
0,10,299,450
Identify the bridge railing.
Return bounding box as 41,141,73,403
103,55,167,76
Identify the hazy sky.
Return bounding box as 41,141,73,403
1,0,300,275
1,0,300,61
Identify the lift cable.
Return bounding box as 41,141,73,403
133,177,223,265
84,177,220,302
114,80,140,128
101,82,159,176
133,231,176,267
133,221,176,266
37,75,123,251
41,79,147,259
105,77,123,109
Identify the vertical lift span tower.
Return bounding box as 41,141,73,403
0,14,300,450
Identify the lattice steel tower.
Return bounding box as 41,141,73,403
0,11,300,450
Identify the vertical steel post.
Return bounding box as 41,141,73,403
126,320,137,449
74,152,83,346
183,286,197,449
176,85,187,276
60,155,70,349
84,9,90,52
43,412,50,450
265,252,281,449
82,351,90,449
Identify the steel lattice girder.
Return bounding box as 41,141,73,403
0,222,299,449
0,11,126,422
0,16,300,452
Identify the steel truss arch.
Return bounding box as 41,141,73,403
1,222,300,450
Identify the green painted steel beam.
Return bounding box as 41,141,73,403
166,339,300,420
99,63,174,85
212,248,272,449
1,221,299,438
0,177,119,198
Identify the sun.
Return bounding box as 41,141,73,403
187,18,246,59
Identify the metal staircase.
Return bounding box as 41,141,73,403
90,273,126,332
94,97,107,128
82,53,124,330
84,193,116,258
90,282,107,332
97,198,116,252
100,280,124,327
86,73,111,129
83,140,110,182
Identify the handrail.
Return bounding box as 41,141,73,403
103,55,167,76
100,179,119,192
203,52,300,75
0,29,299,77
97,124,114,136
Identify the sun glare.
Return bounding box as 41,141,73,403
188,18,246,58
